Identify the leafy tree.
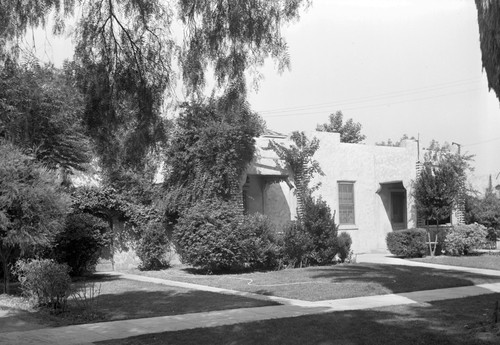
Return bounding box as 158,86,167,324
414,141,473,227
0,141,70,293
316,111,366,143
268,131,323,219
0,62,91,173
465,192,500,231
1,0,309,174
475,0,500,101
162,97,263,213
376,134,416,147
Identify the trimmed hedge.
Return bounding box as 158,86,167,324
386,228,427,258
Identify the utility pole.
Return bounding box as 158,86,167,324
452,142,461,155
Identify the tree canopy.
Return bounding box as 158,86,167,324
162,96,263,212
376,134,416,147
316,111,366,143
0,141,70,292
414,141,473,226
1,0,310,174
475,0,500,102
0,62,92,172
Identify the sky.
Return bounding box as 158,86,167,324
246,0,500,192
26,0,500,192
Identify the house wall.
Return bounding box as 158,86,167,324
263,181,295,230
247,132,419,254
306,131,418,253
246,175,264,214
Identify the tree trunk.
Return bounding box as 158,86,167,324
0,246,11,294
108,218,115,271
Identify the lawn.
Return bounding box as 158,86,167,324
124,262,500,301
411,253,500,271
0,274,277,329
97,293,500,345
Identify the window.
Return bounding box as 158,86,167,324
338,182,355,224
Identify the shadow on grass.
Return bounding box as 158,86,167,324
94,289,277,322
97,293,500,345
308,263,500,294
1,276,278,329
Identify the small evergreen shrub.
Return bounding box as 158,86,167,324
54,213,110,276
386,228,427,258
444,223,488,256
15,259,72,311
334,232,353,263
137,222,172,270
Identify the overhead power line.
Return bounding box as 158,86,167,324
263,87,482,118
464,137,500,147
256,77,482,116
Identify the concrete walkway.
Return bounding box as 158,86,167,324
2,254,500,345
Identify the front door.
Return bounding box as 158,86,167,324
391,191,407,230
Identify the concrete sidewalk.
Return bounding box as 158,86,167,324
357,253,500,277
3,281,500,345
2,255,500,345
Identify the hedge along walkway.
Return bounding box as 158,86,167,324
2,254,500,345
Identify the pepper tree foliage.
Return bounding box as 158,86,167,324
475,0,500,102
316,111,366,143
0,141,70,293
414,141,473,226
0,61,92,173
1,0,310,175
162,96,264,215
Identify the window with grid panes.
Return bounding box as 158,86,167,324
338,182,355,224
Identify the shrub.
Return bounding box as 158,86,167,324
236,213,281,270
54,213,110,276
386,228,427,258
14,259,71,311
281,221,313,268
173,199,247,272
444,223,488,256
279,197,347,268
137,222,172,270
301,195,339,265
334,232,353,263
174,199,283,272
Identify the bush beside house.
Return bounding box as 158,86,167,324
386,229,427,258
444,224,488,256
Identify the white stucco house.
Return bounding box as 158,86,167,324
240,130,422,253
